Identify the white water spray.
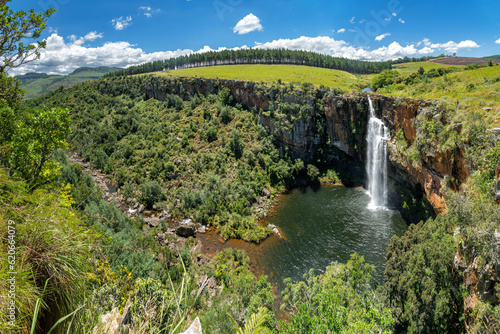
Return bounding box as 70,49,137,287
366,96,390,209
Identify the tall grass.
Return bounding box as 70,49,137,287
0,169,95,334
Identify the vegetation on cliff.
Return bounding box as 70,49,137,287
373,61,500,127
24,76,333,242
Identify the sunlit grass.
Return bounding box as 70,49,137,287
155,64,370,91
380,65,500,127
392,60,461,74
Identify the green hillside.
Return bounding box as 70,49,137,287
374,62,500,126
15,66,120,99
157,64,370,91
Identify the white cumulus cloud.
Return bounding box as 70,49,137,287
112,16,132,30
421,38,480,53
495,38,500,44
233,13,263,34
399,18,405,23
10,33,194,76
337,28,346,33
10,34,482,76
375,33,391,41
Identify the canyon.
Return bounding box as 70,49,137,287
142,76,470,218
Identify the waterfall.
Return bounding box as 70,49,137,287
366,96,390,209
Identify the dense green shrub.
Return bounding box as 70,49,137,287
372,70,400,91
385,216,464,333
280,253,393,333
140,180,164,208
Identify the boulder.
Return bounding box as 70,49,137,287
180,317,202,334
144,217,160,227
176,219,196,237
93,300,131,334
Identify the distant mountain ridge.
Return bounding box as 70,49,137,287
15,66,121,99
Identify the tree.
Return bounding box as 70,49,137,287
384,217,463,333
6,107,71,183
140,180,164,208
488,58,493,67
280,254,393,333
372,70,400,91
0,1,55,73
417,66,425,76
229,129,244,159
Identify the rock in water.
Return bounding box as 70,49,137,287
176,219,196,237
180,317,203,334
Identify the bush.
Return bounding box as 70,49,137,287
218,104,232,124
385,216,464,333
166,94,183,110
307,164,320,181
229,129,244,159
140,180,164,208
372,70,400,91
204,126,218,142
280,254,393,333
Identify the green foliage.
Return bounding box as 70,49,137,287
230,307,271,334
384,216,464,333
2,106,71,185
372,70,400,91
0,1,55,73
218,87,233,106
306,164,320,181
140,179,164,208
202,249,275,334
218,104,233,124
280,253,393,333
0,170,95,334
229,129,244,159
0,71,24,106
25,76,294,242
445,178,500,264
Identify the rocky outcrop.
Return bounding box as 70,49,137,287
455,236,500,332
176,219,197,237
180,317,203,334
93,300,131,334
141,77,471,216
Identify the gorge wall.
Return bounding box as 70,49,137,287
142,76,470,218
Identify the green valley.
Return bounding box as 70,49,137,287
15,66,120,99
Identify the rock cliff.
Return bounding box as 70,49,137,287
141,76,470,217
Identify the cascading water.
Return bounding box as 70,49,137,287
366,96,390,209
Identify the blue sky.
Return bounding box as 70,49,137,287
9,0,500,75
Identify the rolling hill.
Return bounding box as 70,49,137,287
15,66,120,99
155,64,369,91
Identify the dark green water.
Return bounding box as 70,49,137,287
260,186,407,287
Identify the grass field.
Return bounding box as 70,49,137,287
392,61,460,74
380,64,500,126
150,62,500,126
156,64,370,91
